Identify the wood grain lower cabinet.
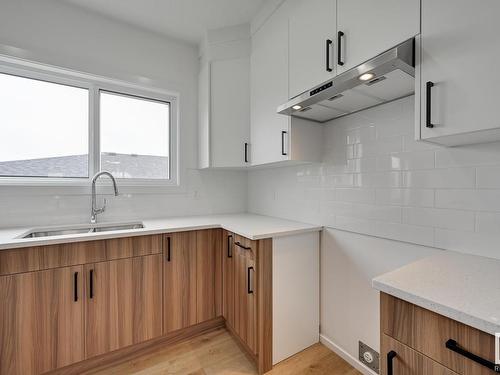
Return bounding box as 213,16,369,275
163,231,197,333
222,230,235,328
85,254,163,358
382,334,458,375
231,234,258,356
381,293,498,375
0,266,84,375
163,229,222,334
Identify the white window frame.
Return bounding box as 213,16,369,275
0,55,179,188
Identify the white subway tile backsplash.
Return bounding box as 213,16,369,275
402,207,475,231
375,188,435,207
403,168,476,189
376,151,435,171
476,212,500,234
476,166,500,188
248,96,500,260
435,142,500,168
435,189,500,211
335,188,375,203
354,171,402,188
354,135,403,158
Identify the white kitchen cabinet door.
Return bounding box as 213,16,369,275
250,8,290,166
198,58,250,168
336,0,419,74
210,58,250,167
418,0,500,145
288,0,336,99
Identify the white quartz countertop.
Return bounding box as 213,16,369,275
0,213,322,250
373,252,500,336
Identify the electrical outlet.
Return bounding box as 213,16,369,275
359,341,379,373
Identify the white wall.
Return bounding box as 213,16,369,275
0,0,247,227
248,95,500,370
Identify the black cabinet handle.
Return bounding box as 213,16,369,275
426,81,435,128
235,241,251,250
227,235,233,258
281,130,288,156
73,272,78,302
326,39,333,72
244,142,249,163
166,236,171,262
387,350,397,375
445,339,499,372
337,31,345,66
89,269,94,299
247,266,254,294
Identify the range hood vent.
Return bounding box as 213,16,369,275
277,38,415,123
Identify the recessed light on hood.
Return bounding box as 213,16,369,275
292,105,302,110
359,72,375,81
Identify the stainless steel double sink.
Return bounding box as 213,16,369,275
22,223,144,238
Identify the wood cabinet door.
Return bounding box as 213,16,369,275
85,255,163,358
288,0,336,98
223,230,236,328
163,231,197,333
196,229,222,323
0,266,84,375
381,334,459,375
233,234,258,355
336,0,419,74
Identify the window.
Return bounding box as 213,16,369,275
0,73,89,178
100,91,170,180
0,61,177,185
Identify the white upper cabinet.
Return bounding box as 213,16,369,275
250,8,290,165
336,0,420,74
250,3,323,166
210,58,250,167
198,25,251,168
288,0,336,99
418,0,500,145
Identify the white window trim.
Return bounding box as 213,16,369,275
0,54,179,189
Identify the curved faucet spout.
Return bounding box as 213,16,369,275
91,171,119,224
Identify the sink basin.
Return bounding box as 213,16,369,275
22,223,144,238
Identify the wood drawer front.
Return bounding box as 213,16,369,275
105,234,163,260
381,293,497,375
381,334,459,375
0,235,163,275
0,241,106,276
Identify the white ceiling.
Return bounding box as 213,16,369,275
63,0,265,45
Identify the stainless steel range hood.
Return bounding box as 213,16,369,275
277,38,415,123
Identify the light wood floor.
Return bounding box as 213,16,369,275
84,328,361,375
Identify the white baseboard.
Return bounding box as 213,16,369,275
319,334,378,375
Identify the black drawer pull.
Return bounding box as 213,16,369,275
235,241,251,250
89,269,94,299
73,272,78,302
326,39,333,72
247,266,254,294
244,143,249,163
426,81,435,128
445,339,499,372
387,350,396,375
337,31,345,66
227,235,233,258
